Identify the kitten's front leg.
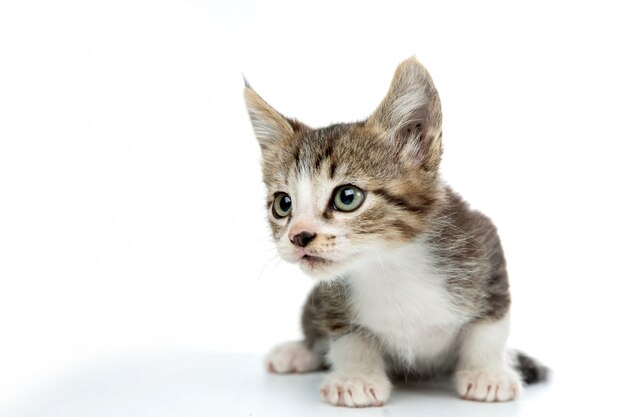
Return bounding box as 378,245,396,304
455,312,522,402
320,333,391,407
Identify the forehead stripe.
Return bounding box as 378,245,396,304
329,161,337,179
293,146,302,175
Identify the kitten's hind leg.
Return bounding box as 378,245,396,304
265,340,322,374
455,312,522,402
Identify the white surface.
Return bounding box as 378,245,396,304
1,0,626,413
0,353,578,417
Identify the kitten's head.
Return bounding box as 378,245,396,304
245,57,444,280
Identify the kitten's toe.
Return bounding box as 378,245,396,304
265,341,320,374
456,368,522,402
320,372,391,407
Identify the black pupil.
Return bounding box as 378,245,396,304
279,195,291,212
340,188,355,205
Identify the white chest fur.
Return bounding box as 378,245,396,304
348,239,466,366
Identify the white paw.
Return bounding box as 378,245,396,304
456,367,522,402
265,341,321,374
320,372,391,407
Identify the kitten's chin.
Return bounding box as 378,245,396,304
298,254,364,281
298,255,341,280
278,248,357,281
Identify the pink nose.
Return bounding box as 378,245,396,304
290,231,317,247
289,223,317,247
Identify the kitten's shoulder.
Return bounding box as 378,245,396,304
434,185,501,248
431,185,510,320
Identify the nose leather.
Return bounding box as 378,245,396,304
290,231,316,248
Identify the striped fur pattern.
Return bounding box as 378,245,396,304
245,57,547,406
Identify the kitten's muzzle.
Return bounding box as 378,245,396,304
290,231,317,248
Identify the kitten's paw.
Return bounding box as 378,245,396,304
320,372,391,407
456,367,522,402
265,341,321,374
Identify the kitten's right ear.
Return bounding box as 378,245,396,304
244,83,295,152
367,57,443,171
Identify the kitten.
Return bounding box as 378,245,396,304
244,57,547,407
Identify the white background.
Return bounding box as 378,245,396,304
1,0,625,414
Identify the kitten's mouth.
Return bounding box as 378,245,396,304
300,254,333,267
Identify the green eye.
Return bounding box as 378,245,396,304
333,185,365,212
272,193,292,218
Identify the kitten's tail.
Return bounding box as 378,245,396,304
510,350,550,384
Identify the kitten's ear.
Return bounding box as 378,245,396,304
244,83,296,152
368,57,443,171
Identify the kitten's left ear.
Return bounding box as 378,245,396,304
367,57,443,171
244,83,298,154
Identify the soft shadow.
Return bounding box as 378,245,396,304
2,352,547,417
